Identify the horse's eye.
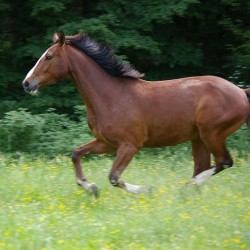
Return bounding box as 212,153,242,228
46,55,52,60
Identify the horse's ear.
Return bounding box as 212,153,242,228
52,31,65,46
53,33,59,44
58,31,65,46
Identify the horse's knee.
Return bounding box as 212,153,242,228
71,151,77,163
72,147,90,163
72,150,82,163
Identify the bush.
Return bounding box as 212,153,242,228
227,124,250,156
0,108,44,152
37,107,92,155
0,107,92,156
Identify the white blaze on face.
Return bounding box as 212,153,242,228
23,48,50,82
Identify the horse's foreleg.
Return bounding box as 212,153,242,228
108,143,147,194
72,139,114,196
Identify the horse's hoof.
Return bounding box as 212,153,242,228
87,183,100,198
141,185,153,194
147,185,154,193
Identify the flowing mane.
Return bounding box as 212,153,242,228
64,33,144,79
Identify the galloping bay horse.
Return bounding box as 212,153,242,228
22,32,250,197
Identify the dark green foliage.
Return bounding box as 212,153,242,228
227,125,250,157
0,109,44,152
0,107,92,156
0,1,249,155
1,0,250,115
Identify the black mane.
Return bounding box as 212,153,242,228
65,33,144,79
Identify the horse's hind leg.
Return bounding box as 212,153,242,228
191,134,233,185
191,138,214,185
209,142,233,174
72,139,115,197
199,132,233,180
192,138,211,176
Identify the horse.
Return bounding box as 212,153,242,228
22,31,250,197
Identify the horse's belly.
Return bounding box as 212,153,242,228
143,123,198,147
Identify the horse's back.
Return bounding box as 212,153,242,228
146,75,248,113
137,76,249,147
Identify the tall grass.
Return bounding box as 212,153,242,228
0,151,249,250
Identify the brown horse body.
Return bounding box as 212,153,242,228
22,32,250,196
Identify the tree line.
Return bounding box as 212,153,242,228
1,0,250,116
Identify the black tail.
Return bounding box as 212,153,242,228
243,88,250,128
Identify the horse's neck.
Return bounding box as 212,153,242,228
66,47,125,114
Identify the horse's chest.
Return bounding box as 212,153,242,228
87,113,116,143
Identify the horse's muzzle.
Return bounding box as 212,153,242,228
22,81,30,91
22,80,39,95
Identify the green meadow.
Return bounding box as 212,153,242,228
0,149,249,250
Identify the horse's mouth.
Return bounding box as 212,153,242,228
30,88,39,96
22,80,39,95
23,79,57,96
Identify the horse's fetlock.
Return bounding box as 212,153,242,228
77,178,87,186
224,159,233,168
109,174,119,187
110,179,119,187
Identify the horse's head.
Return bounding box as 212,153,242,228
22,32,68,95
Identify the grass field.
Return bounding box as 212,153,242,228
0,149,249,250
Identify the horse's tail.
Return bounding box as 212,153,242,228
243,88,250,128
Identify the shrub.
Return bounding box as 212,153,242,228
0,107,92,156
0,108,44,152
227,125,250,156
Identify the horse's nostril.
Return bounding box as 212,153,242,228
23,81,29,88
